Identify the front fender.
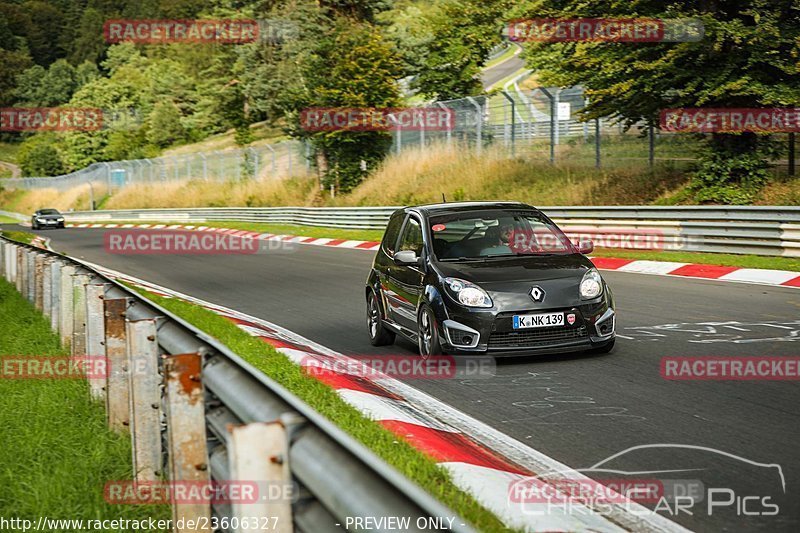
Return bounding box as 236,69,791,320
420,284,449,323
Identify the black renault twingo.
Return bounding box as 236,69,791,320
365,202,616,357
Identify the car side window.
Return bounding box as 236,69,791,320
398,217,423,256
382,212,405,256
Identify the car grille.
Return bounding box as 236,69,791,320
488,326,588,349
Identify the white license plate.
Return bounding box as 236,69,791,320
513,312,564,329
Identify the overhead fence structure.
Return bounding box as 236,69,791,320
52,205,800,257
0,235,473,533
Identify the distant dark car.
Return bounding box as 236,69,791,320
365,202,616,357
31,208,65,229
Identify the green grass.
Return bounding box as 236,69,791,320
591,247,800,272
483,44,518,69
125,285,513,532
113,220,386,242
0,279,171,530
0,141,19,164
1,229,35,244
0,215,20,224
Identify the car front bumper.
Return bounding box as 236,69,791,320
438,298,615,356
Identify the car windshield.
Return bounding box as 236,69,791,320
429,209,575,260
39,209,60,215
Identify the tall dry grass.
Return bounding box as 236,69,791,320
341,144,687,207
103,176,320,209
1,143,692,214
0,183,99,214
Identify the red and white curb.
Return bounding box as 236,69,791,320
64,222,382,251
62,222,800,289
73,259,688,533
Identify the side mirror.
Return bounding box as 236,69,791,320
578,239,594,255
394,250,420,266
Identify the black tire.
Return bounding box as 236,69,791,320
418,305,443,358
592,338,615,354
367,291,395,346
32,223,38,230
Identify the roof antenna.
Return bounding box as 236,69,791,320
442,193,447,203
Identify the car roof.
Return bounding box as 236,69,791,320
406,201,537,217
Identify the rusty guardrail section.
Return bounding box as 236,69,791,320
0,235,474,533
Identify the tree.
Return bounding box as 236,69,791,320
147,101,187,148
299,19,403,192
18,136,65,176
414,0,513,99
512,0,800,203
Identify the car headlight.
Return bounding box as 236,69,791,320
580,269,604,300
56,217,64,221
444,277,493,308
36,217,45,222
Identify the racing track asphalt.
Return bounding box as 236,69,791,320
9,225,799,532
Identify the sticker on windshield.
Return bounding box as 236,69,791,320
432,224,446,232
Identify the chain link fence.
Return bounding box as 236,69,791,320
393,84,798,177
3,84,797,195
2,141,311,192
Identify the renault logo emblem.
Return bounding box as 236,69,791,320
530,286,545,302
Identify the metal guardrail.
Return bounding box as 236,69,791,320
0,235,474,533
0,209,26,222
57,205,800,257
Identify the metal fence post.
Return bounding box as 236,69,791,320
436,103,452,146
42,258,53,319
539,88,556,164
595,118,601,169
72,273,90,357
105,298,131,431
164,353,211,529
126,318,163,481
229,422,293,533
86,283,108,400
466,97,482,155
500,91,516,157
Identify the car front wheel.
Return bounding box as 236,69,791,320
367,291,395,346
418,305,443,358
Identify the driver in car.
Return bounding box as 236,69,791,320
481,224,514,255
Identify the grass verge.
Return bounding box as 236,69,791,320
0,215,21,224
124,284,512,532
0,279,171,528
0,228,36,244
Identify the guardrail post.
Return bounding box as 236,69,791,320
42,258,53,319
228,422,293,533
72,273,90,357
59,264,76,350
34,254,45,311
9,244,18,283
0,241,5,279
16,247,25,294
26,251,36,302
163,353,211,530
50,260,62,333
104,298,131,431
126,318,163,481
86,283,109,400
